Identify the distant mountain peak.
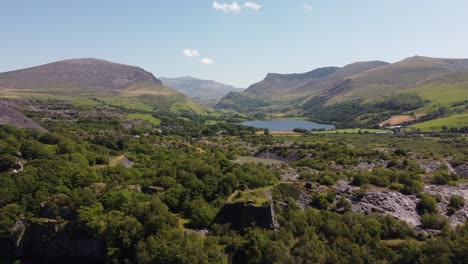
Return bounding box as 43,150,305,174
161,76,243,106
0,58,162,89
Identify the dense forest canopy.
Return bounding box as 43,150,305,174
0,98,467,264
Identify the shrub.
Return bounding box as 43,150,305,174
416,193,438,215
449,195,465,210
0,155,16,172
431,174,450,185
293,128,308,134
389,183,404,191
420,213,448,230
272,183,301,201
351,173,370,186
394,149,407,156
319,176,335,186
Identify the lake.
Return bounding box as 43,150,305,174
240,120,335,131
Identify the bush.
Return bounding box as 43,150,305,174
351,173,370,186
389,183,404,191
416,193,438,215
293,128,308,134
394,149,407,156
420,213,448,230
20,140,50,160
0,155,16,172
431,174,450,185
319,176,335,186
272,183,301,201
449,195,465,210
310,191,335,210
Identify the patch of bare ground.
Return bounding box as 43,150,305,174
379,114,425,126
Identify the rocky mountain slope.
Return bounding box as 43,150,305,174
0,58,162,91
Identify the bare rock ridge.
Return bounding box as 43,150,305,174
0,58,162,90
0,101,46,131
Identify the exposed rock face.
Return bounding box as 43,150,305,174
352,160,387,172
352,191,421,226
418,160,443,173
454,163,468,178
212,203,275,230
332,181,468,227
0,100,47,131
0,220,106,263
424,183,468,227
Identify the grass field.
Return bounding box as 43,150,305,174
410,113,468,132
411,85,468,113
128,113,161,126
96,97,154,112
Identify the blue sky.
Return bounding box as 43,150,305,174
2,0,468,87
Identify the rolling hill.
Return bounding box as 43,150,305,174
0,59,210,114
160,76,243,106
217,56,468,130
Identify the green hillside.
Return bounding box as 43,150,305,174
409,113,468,132
406,72,468,113
217,56,468,129
0,59,211,115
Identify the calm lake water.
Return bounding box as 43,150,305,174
240,120,335,131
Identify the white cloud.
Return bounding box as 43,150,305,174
244,2,261,11
303,4,313,11
200,57,214,65
183,49,200,57
212,1,241,14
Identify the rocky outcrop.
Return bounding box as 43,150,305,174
0,100,47,131
351,160,387,172
212,202,275,230
424,184,468,227
352,191,420,226
454,163,468,178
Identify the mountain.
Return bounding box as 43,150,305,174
217,56,468,129
323,56,468,105
0,59,210,114
0,58,162,91
160,76,243,106
217,60,389,113
240,61,389,99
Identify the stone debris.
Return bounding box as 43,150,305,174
424,183,468,227
352,191,420,226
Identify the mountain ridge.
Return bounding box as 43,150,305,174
0,58,210,114
0,58,162,90
160,76,243,106
217,56,468,128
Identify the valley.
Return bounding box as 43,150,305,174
217,56,468,132
0,58,467,263
2,1,468,263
